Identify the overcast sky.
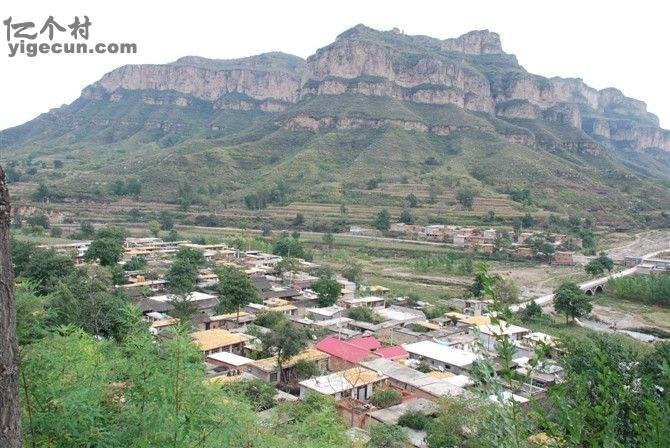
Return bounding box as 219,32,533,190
2,0,669,131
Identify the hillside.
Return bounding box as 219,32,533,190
1,25,669,226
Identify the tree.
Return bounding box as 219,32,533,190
521,300,543,321
215,266,258,322
273,237,308,259
292,212,305,228
124,255,147,271
158,211,174,230
23,248,75,295
322,232,334,248
165,259,198,293
342,262,363,284
148,220,161,238
521,213,534,228
260,321,309,383
586,252,614,277
399,208,413,224
50,266,132,340
312,276,341,307
175,247,206,267
553,281,592,323
167,294,198,325
80,220,95,238
456,186,476,210
374,209,391,231
84,237,124,267
53,159,63,169
293,359,321,380
0,165,21,448
347,306,380,323
32,183,50,202
405,193,419,208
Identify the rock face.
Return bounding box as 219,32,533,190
34,25,670,152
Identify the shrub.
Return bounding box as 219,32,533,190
398,411,430,430
369,388,402,408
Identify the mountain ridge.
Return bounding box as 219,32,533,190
1,25,668,226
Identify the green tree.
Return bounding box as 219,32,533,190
158,211,174,230
553,281,592,323
124,255,147,271
347,306,380,323
374,209,391,231
405,193,419,208
342,262,363,284
312,276,341,307
23,248,75,295
165,259,199,293
273,237,308,259
260,321,309,383
456,186,476,210
84,237,124,267
214,266,258,322
148,220,161,238
168,294,199,325
175,247,206,267
322,232,334,248
399,208,413,224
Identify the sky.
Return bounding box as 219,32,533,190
1,0,669,131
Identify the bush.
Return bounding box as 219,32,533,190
369,388,402,408
347,306,381,323
398,411,430,430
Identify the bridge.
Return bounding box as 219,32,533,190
510,247,666,312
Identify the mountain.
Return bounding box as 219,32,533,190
2,25,669,226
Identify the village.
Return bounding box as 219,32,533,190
37,233,570,447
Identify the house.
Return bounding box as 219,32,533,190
190,329,250,356
247,348,329,383
472,322,530,351
299,366,386,400
367,285,390,295
201,311,255,330
342,296,386,309
360,358,464,400
306,305,345,321
483,229,497,241
403,341,479,374
453,235,467,247
553,251,575,265
206,351,254,373
376,306,425,324
315,336,379,371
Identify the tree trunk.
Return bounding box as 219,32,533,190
0,165,21,447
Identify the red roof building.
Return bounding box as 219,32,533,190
348,336,382,351
375,345,408,360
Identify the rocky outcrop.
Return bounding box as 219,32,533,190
96,60,302,103
441,30,504,55
72,25,667,152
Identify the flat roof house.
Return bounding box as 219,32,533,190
190,329,250,356
342,296,386,309
360,358,464,400
403,341,478,374
299,366,386,401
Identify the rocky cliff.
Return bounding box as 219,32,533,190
79,25,668,152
